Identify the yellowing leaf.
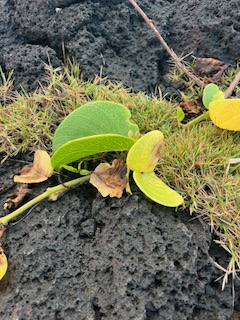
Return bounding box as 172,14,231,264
127,130,164,173
0,245,8,281
90,159,127,198
133,171,184,207
209,99,240,131
14,150,54,183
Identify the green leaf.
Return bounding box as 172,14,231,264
51,134,136,170
209,99,240,131
62,165,80,173
202,83,224,109
133,171,183,207
127,130,164,173
176,106,185,122
52,101,139,152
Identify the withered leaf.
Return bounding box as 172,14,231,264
0,226,7,238
194,58,228,79
4,184,30,211
48,189,68,202
90,159,127,198
150,139,164,168
14,150,54,183
179,100,202,115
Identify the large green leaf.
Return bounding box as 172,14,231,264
127,130,164,173
52,101,139,152
133,171,183,207
202,83,224,109
51,134,136,170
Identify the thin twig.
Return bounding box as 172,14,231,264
128,0,204,87
224,70,240,98
8,203,39,227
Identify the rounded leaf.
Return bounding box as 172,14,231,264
133,171,183,207
51,134,136,170
202,83,224,109
127,130,164,173
209,99,240,131
52,101,139,152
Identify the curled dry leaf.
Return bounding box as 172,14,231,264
0,226,7,238
194,58,228,79
4,184,30,211
179,100,202,116
0,244,8,281
14,150,54,184
90,159,127,198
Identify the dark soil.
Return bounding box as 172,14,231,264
0,0,240,319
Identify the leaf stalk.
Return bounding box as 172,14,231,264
0,175,91,226
183,111,210,129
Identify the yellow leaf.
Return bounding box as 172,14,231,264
209,99,240,131
127,130,164,173
133,171,184,207
90,159,127,198
0,245,8,281
14,150,54,183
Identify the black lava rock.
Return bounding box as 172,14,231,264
1,0,239,92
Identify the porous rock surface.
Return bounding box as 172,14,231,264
0,0,239,92
0,158,236,320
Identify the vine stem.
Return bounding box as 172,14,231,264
182,112,210,128
224,70,240,98
0,175,91,226
128,0,204,87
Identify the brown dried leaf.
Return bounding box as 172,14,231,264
0,227,7,238
179,100,202,115
4,184,30,211
90,159,127,198
14,150,54,183
151,139,164,168
194,58,228,79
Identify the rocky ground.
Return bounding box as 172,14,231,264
0,0,239,92
0,1,240,319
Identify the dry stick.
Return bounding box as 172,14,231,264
224,70,240,98
128,0,204,87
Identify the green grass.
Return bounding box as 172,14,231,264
0,59,240,286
